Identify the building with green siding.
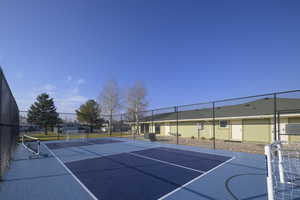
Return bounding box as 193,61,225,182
133,98,300,144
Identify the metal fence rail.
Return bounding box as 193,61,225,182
118,89,300,152
20,89,300,154
0,68,19,180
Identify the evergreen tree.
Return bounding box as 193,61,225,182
27,93,61,134
76,100,103,133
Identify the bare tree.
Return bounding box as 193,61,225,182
126,81,148,135
98,80,121,135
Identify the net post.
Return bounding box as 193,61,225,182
265,145,275,200
276,143,285,183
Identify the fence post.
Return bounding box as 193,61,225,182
212,102,216,150
109,114,112,136
120,114,123,136
133,112,136,140
277,112,281,141
175,106,179,145
151,110,154,134
57,127,60,140
0,70,2,179
273,93,277,142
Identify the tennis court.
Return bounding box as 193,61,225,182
0,137,268,200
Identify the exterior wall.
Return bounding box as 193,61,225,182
199,121,212,139
158,123,165,135
288,117,300,142
139,115,300,143
243,119,271,143
170,122,177,134
177,122,197,138
215,121,231,140
162,121,212,139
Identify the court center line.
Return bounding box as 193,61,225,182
128,152,206,173
43,144,98,200
157,156,236,200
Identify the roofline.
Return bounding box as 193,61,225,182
129,113,300,124
144,89,300,113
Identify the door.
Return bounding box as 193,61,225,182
231,120,242,141
243,119,270,143
278,118,288,142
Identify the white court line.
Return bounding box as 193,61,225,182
157,156,236,200
43,144,98,200
129,152,206,173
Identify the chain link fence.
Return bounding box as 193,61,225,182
0,68,19,180
118,90,300,154
19,111,132,141
19,90,300,155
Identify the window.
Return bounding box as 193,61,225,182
219,120,229,128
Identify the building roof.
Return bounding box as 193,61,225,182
141,98,300,122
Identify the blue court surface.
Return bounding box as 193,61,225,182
0,138,268,200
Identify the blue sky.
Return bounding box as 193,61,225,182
1,0,300,112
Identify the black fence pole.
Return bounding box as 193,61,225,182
110,114,112,136
151,110,154,134
120,114,123,136
273,93,277,142
212,102,216,150
57,127,60,140
0,71,2,180
175,106,179,145
277,111,281,141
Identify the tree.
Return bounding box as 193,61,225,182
27,93,61,134
126,81,148,135
98,80,121,135
76,100,103,133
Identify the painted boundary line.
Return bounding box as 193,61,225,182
129,152,206,173
43,144,98,200
157,156,236,200
120,137,233,159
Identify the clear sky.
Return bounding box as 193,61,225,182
1,0,300,112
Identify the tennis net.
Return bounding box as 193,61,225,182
21,135,40,156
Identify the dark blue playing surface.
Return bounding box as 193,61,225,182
132,147,231,172
65,147,231,200
46,139,123,150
